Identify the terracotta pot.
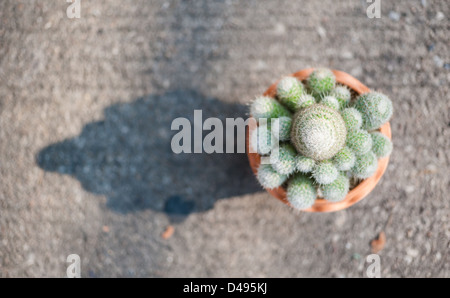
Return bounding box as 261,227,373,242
246,68,392,213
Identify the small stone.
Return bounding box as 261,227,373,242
406,248,419,258
433,55,444,68
405,185,415,193
421,0,426,7
317,26,326,39
389,11,400,21
436,12,445,21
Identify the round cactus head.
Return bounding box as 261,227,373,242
256,164,288,189
352,151,378,179
321,95,340,110
333,146,356,171
270,143,297,175
354,92,393,130
291,104,347,161
331,85,351,109
370,132,393,158
295,94,316,110
294,155,316,173
321,173,350,202
250,96,291,122
250,123,272,155
312,160,339,185
307,68,336,98
287,174,317,209
346,129,372,155
271,116,292,141
341,107,363,131
277,77,305,111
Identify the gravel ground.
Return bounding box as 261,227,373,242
0,0,449,277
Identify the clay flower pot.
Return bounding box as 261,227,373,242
246,68,392,212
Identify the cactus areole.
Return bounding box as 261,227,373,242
291,104,347,161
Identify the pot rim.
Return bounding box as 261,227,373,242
246,68,392,213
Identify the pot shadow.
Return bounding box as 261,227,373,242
36,90,260,221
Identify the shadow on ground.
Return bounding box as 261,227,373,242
37,90,260,220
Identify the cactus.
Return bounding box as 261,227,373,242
287,174,317,209
277,77,305,111
341,108,362,131
320,95,340,110
250,96,291,122
321,173,350,202
312,160,339,185
346,129,372,155
295,93,316,110
250,123,273,155
333,146,356,171
370,132,393,158
331,85,351,109
295,155,316,173
250,68,394,209
256,164,288,189
270,143,297,175
354,92,393,130
352,151,378,179
271,116,292,141
291,104,347,161
307,68,336,98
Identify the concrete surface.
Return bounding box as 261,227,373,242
0,0,449,277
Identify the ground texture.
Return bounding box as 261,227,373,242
0,0,449,277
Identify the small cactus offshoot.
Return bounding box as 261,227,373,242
287,174,317,209
333,146,356,171
271,116,292,141
321,95,340,110
307,68,336,98
295,155,316,173
354,92,393,130
346,129,372,155
352,151,378,179
370,132,393,158
341,108,363,131
312,160,339,185
270,143,297,175
331,86,351,109
321,173,350,202
277,77,305,111
249,68,394,209
250,96,291,122
250,123,272,155
256,164,288,189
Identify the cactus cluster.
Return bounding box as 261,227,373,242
251,68,394,210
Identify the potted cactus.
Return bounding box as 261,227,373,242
247,68,393,212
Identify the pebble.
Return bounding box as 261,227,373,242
433,55,444,68
317,26,326,39
436,12,445,21
406,248,419,258
389,11,400,21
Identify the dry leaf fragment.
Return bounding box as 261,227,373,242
371,231,386,253
162,225,175,239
